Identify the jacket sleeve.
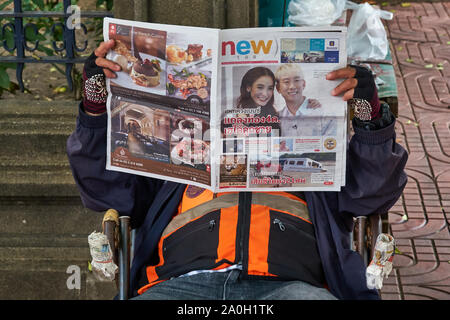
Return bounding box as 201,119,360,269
338,105,408,217
66,103,163,228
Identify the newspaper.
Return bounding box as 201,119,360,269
104,18,348,192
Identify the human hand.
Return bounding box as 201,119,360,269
306,98,322,109
326,65,380,120
92,39,122,78
82,40,120,115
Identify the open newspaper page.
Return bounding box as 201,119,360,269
217,27,347,192
103,18,219,190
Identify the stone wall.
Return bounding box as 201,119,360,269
114,0,258,28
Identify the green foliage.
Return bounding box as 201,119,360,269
0,62,19,96
0,0,13,11
89,0,113,45
0,65,11,89
0,0,112,97
97,0,113,11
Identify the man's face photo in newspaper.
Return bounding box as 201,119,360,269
276,67,306,106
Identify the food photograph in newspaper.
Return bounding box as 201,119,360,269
106,20,213,116
108,96,212,186
104,18,219,188
218,28,347,191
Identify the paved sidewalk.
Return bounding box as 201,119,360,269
379,1,450,300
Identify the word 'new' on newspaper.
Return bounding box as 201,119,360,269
104,17,348,192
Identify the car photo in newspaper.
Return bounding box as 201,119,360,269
218,27,347,192
104,18,219,189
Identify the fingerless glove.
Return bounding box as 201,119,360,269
82,52,108,114
348,65,381,121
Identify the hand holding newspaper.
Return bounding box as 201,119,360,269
104,18,348,192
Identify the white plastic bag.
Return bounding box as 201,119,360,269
366,233,395,290
88,231,118,281
345,1,393,61
287,0,347,26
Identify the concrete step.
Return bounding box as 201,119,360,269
0,199,103,235
0,166,78,197
0,100,80,197
0,100,78,155
0,100,119,299
0,269,117,300
0,245,116,300
0,199,118,300
0,132,71,157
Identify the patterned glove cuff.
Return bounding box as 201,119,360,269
353,102,394,131
349,98,372,121
349,65,381,121
82,69,107,114
349,95,381,121
82,51,107,114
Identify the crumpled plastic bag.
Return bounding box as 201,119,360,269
345,1,394,61
88,231,118,281
287,0,347,26
366,233,395,290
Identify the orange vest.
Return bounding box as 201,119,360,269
138,186,324,295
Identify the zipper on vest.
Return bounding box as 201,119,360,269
237,192,252,267
163,219,216,252
272,217,316,241
273,218,286,231
208,219,216,231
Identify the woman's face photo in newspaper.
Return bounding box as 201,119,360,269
247,75,274,107
237,66,276,109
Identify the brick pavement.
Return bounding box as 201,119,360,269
378,1,450,300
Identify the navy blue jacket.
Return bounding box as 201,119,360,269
67,103,408,299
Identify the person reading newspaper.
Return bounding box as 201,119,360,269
67,40,407,300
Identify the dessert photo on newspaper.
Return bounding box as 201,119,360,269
108,24,167,94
